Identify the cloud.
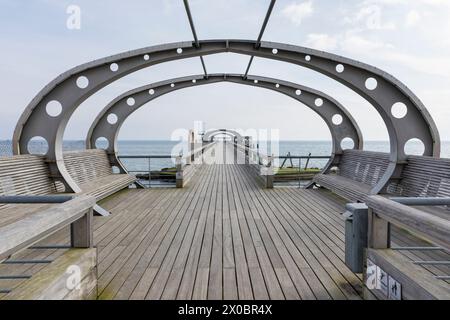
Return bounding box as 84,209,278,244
346,4,397,30
303,31,450,77
305,33,338,51
405,10,421,27
281,1,313,26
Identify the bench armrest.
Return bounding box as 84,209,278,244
366,195,450,252
0,195,96,261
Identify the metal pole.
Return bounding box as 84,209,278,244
243,0,277,78
148,157,152,188
183,0,208,78
305,152,311,170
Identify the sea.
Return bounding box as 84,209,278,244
1,140,449,173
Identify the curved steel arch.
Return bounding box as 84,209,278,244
202,129,244,142
13,40,440,193
87,74,362,179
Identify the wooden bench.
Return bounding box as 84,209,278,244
63,149,136,201
0,195,97,300
0,154,60,226
0,149,135,223
385,155,450,218
313,150,391,202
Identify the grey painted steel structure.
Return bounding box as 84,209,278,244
202,129,244,143
13,40,440,194
86,74,362,175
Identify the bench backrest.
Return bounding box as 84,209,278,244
64,149,112,186
339,150,390,187
0,155,56,196
393,156,450,198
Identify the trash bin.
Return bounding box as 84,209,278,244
343,203,368,273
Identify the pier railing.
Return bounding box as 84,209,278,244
119,142,215,188
232,140,331,188
175,142,216,188
345,196,450,300
274,154,331,186
118,155,176,188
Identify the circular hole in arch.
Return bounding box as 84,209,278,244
143,54,150,61
76,76,89,89
110,63,119,72
332,114,343,125
275,83,280,88
126,97,135,106
404,138,425,156
254,80,259,84
336,64,345,73
46,100,62,117
170,83,175,88
341,137,355,150
192,79,197,84
305,55,311,61
149,89,155,95
95,137,109,150
315,98,324,107
272,48,278,54
365,77,378,91
176,48,183,54
27,136,49,155
295,89,302,96
107,113,118,125
391,102,408,119
112,166,121,174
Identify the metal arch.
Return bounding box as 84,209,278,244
13,39,440,194
86,74,362,178
202,129,244,142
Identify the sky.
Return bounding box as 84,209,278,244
0,0,449,142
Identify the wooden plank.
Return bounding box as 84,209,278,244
366,249,450,300
2,248,96,300
235,164,363,300
0,196,95,261
367,195,450,251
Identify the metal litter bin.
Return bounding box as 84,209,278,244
343,203,368,273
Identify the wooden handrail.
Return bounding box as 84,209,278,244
366,195,450,252
0,195,96,262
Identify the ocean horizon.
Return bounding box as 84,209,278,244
1,139,449,172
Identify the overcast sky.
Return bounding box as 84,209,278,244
0,0,449,142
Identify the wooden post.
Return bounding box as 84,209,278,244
368,208,391,249
265,156,274,189
233,137,239,164
244,137,250,165
188,129,195,164
70,208,93,248
176,156,183,188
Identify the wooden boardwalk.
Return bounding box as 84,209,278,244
1,142,448,300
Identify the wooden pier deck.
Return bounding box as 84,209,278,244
1,142,449,300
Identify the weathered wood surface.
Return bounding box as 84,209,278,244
63,149,136,200
0,195,96,261
366,249,450,300
3,248,97,300
313,150,390,202
367,195,450,252
0,155,57,197
1,143,448,299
